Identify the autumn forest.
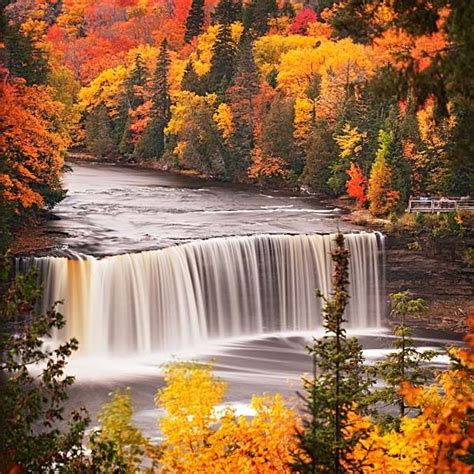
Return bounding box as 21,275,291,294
2,0,473,231
0,0,473,472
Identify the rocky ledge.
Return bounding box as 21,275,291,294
384,233,473,334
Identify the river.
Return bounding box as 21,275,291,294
31,161,456,437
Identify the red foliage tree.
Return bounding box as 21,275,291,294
345,162,367,208
290,7,317,35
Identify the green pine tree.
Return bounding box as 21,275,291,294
151,40,171,123
181,59,204,95
302,120,338,195
126,53,147,109
85,105,115,157
184,0,205,43
242,0,278,36
370,292,436,425
291,232,373,474
260,95,295,169
135,40,170,161
206,23,237,95
226,34,259,180
384,106,412,208
211,0,242,25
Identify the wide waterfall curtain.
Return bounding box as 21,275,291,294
31,232,385,356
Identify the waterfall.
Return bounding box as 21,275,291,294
31,232,385,356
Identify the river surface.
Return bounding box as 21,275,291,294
49,161,352,255
44,161,458,438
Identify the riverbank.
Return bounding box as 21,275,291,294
9,212,66,257
326,196,473,334
343,212,473,334
385,232,473,334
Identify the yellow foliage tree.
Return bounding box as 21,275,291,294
277,47,325,96
213,102,234,140
47,65,82,144
349,319,474,473
153,363,226,472
78,65,128,117
91,389,147,473
328,123,367,194
335,123,367,160
165,91,217,138
154,362,299,473
253,34,317,78
56,0,89,38
277,39,374,103
367,130,399,216
293,96,315,146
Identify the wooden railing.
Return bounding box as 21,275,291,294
407,197,474,213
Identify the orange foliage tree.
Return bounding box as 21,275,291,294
0,78,69,212
367,130,399,216
348,317,474,473
248,147,288,184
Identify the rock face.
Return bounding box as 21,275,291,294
384,233,473,333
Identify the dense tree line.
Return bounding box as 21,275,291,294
1,0,472,238
71,0,472,216
0,0,75,254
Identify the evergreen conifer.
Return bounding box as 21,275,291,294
85,105,115,157
181,60,204,95
292,232,373,473
135,40,170,160
226,35,259,179
207,24,236,95
242,0,278,36
211,0,242,25
184,0,205,43
127,53,147,109
370,292,436,425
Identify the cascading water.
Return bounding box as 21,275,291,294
29,232,385,356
